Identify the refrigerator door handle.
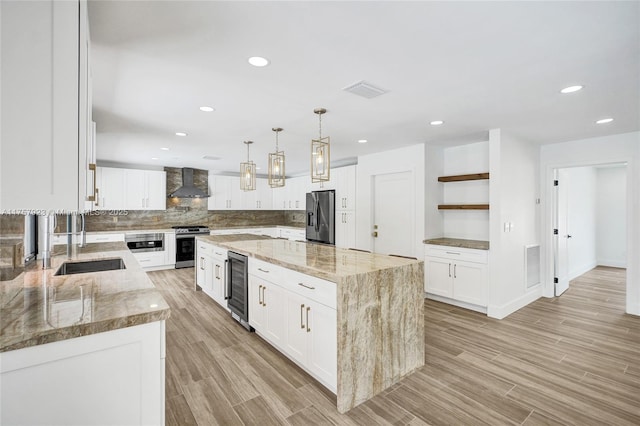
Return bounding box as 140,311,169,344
315,198,320,232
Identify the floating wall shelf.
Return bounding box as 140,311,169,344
438,204,490,210
438,172,490,182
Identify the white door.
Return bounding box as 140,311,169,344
372,171,414,256
554,169,570,296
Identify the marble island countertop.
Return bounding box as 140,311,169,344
423,237,490,250
0,242,170,352
197,236,420,282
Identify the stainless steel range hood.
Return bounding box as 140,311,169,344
168,168,210,198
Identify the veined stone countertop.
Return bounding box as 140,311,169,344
198,234,274,244
0,242,170,352
423,237,490,250
196,237,420,282
197,236,425,413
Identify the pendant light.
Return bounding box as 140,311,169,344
268,127,286,188
311,108,330,182
240,141,256,191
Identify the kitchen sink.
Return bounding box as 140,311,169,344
54,258,126,276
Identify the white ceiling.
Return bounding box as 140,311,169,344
89,1,640,176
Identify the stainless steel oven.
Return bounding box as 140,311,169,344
173,226,210,268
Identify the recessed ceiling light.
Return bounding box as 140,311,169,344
358,139,368,144
151,157,159,160
248,56,270,67
430,120,444,126
199,106,215,112
560,85,583,94
596,118,614,124
160,147,169,151
175,132,187,137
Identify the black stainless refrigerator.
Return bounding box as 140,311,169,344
306,190,336,245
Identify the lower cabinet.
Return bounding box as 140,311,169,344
335,210,356,248
424,245,488,308
249,276,286,348
248,259,337,392
0,321,165,426
196,241,228,308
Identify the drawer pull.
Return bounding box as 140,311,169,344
257,268,270,273
215,252,224,256
445,251,461,255
298,282,315,290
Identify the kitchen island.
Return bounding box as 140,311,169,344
0,242,170,425
196,235,425,413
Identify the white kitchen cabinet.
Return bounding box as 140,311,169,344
196,242,215,296
335,166,356,210
424,245,488,309
164,232,176,266
96,168,165,211
241,178,273,210
335,210,356,248
132,251,167,269
0,321,165,426
306,299,338,388
208,176,242,210
86,233,125,243
1,0,93,211
210,246,229,308
249,275,286,348
96,167,126,210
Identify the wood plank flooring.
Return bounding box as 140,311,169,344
148,266,640,425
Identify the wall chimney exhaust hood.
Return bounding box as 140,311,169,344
168,168,210,198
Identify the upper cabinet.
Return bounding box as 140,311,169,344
334,166,356,211
1,0,94,212
96,167,166,211
208,176,242,210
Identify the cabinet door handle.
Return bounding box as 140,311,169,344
300,304,305,328
224,260,230,300
262,286,267,307
95,188,100,206
298,282,315,290
454,264,457,279
215,264,219,279
87,163,97,202
200,257,205,270
258,284,263,305
257,268,270,273
306,306,311,333
448,263,451,278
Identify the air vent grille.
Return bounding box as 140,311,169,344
525,244,541,289
343,80,388,99
202,155,221,161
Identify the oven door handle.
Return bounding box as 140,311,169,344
224,259,231,300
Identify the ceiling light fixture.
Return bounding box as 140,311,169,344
248,56,269,67
560,85,583,94
268,127,286,188
596,117,614,124
151,157,159,160
240,141,256,191
311,108,330,183
199,106,215,112
358,139,368,144
175,132,187,137
430,120,444,126
160,147,169,151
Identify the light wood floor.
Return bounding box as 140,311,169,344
148,266,640,425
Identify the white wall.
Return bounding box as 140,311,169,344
488,129,541,319
596,166,627,267
563,167,598,279
424,144,444,239
540,131,639,316
356,144,425,257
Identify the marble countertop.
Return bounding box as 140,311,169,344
198,234,275,244
0,242,170,352
423,237,490,250
198,237,420,282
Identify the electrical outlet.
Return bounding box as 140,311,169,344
112,216,118,223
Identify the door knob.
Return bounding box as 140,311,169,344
372,232,378,237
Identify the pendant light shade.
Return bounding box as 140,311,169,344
240,141,256,191
268,127,286,188
311,108,330,183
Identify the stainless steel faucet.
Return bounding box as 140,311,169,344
41,214,54,269
78,213,87,248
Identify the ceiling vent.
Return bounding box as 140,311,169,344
202,155,221,161
342,80,388,99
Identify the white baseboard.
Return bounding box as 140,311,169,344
487,287,542,320
568,261,598,281
424,293,487,314
597,259,627,268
